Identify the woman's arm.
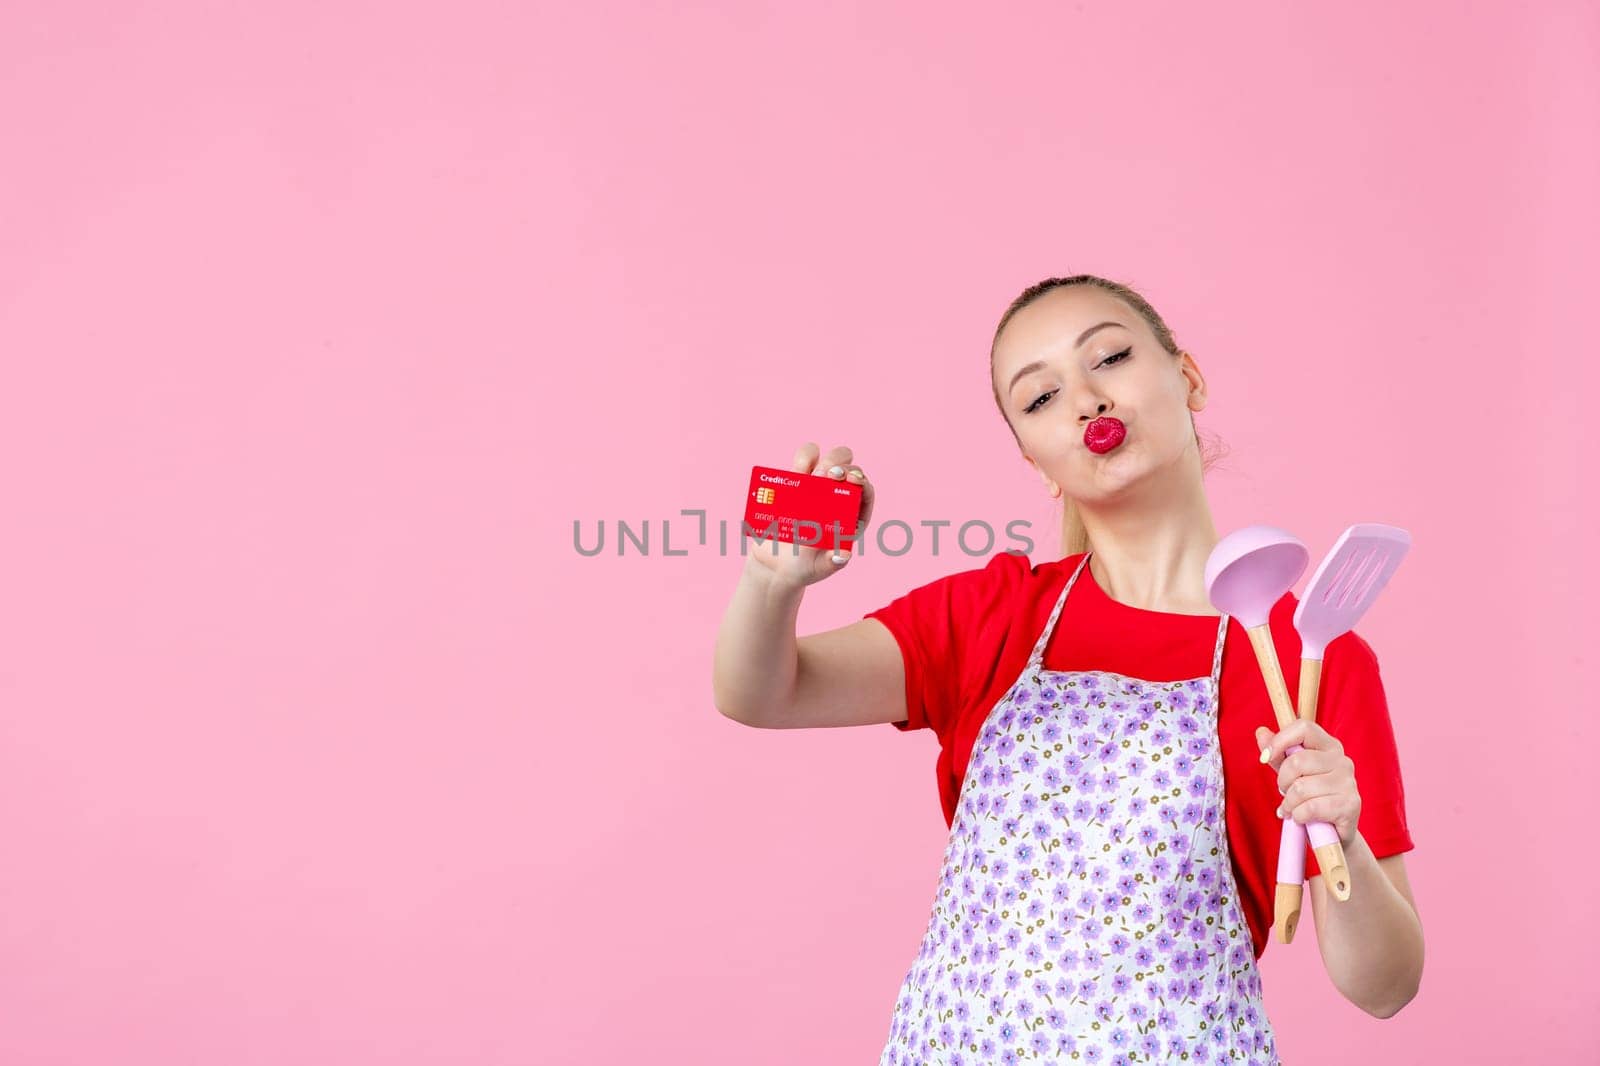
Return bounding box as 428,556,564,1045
1258,718,1424,1017
1306,834,1424,1018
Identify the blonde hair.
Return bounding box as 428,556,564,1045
988,274,1228,556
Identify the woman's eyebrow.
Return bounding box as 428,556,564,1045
1005,321,1129,393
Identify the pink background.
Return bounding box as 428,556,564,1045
2,2,1596,1062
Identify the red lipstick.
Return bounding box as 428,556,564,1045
1083,417,1126,454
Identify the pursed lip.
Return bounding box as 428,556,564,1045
1083,416,1127,453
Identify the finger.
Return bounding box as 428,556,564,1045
791,441,820,473
812,444,855,477
1258,719,1313,768
1284,792,1357,828
1276,774,1344,819
1276,748,1342,796
853,469,874,530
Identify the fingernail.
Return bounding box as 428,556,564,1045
1259,747,1271,764
1274,806,1285,818
846,469,865,480
828,465,844,477
830,551,849,565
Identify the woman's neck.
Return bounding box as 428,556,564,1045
1076,471,1220,616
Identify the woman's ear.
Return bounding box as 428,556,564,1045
1179,349,1208,413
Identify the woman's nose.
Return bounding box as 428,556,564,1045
1079,400,1111,422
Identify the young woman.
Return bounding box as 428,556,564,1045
712,275,1423,1064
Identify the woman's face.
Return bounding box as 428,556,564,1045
991,286,1208,504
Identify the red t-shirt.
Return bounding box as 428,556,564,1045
864,549,1415,960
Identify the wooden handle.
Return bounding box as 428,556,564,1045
1245,624,1297,729
1298,657,1322,723
1274,882,1303,943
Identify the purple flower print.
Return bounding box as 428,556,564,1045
1183,802,1203,824
1187,775,1209,798
1038,683,1058,703
1174,753,1194,776
1063,752,1084,775
1094,800,1115,820
1133,903,1153,922
1109,1027,1130,1050
1064,828,1083,849
1034,818,1054,840
998,707,1016,730
1152,769,1172,789
1015,996,1033,1019
1042,720,1062,743
1017,750,1038,772
1135,944,1155,967
1108,932,1131,955
1050,798,1070,819
1094,999,1115,1023
1151,855,1171,879
1004,969,1023,991
1152,728,1172,746
997,734,1016,758
1117,874,1137,895
1100,889,1120,910
1142,1033,1161,1056
1097,742,1119,763
1073,799,1093,821
1002,816,1022,836
1060,947,1081,971
1197,866,1216,888
1084,1045,1103,1063
1098,769,1119,791
997,763,1015,787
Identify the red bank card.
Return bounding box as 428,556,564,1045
743,465,863,551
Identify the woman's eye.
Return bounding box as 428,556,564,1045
1100,347,1132,368
1024,390,1056,414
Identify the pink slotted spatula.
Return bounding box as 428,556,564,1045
1274,522,1413,943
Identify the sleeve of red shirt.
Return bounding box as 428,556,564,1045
861,551,1025,741
1303,628,1416,879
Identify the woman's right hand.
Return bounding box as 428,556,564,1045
745,441,874,589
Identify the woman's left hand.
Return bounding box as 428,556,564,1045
1255,720,1362,848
